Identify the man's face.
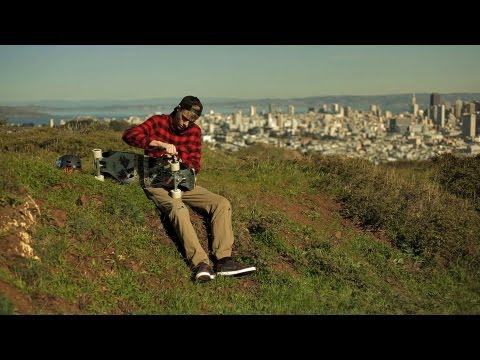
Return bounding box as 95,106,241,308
173,109,199,131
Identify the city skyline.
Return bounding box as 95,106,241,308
1,45,480,103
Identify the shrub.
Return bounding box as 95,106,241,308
311,154,480,269
431,153,480,211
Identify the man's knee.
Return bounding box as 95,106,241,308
169,202,189,218
216,197,231,211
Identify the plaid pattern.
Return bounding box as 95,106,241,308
122,114,202,172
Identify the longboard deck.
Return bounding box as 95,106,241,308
96,151,195,190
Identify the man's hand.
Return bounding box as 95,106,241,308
149,140,177,156
163,143,177,156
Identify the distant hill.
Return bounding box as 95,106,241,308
220,93,480,114
1,97,244,109
0,106,51,118
2,93,480,115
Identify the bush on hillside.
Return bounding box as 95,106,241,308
108,120,131,132
431,153,480,211
0,127,134,158
312,155,480,269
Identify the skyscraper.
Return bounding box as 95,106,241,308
467,102,476,114
410,93,418,116
439,104,445,128
454,99,463,119
412,103,419,117
430,93,441,107
462,114,476,138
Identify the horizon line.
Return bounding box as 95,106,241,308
4,91,480,105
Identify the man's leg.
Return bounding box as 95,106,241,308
145,186,210,266
181,186,234,261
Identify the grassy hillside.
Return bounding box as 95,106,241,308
0,126,479,314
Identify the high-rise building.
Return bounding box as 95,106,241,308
462,114,476,138
389,116,412,134
455,99,463,119
466,102,476,114
344,106,352,117
474,101,480,113
277,114,285,129
232,112,239,126
411,93,418,116
250,105,256,117
412,103,419,117
432,105,438,123
439,105,445,128
288,105,295,115
430,93,441,107
267,113,273,125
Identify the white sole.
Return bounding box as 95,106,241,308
195,271,216,280
216,266,256,276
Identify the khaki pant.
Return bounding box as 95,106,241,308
144,185,234,266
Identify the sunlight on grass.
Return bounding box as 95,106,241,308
1,128,479,314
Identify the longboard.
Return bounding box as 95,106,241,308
93,150,195,191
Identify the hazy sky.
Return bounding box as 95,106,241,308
1,45,479,102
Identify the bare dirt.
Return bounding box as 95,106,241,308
0,195,41,260
0,278,33,314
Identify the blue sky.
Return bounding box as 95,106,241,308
1,45,479,103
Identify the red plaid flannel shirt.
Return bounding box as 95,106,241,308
122,114,202,172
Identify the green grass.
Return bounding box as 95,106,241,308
1,128,479,314
0,293,14,314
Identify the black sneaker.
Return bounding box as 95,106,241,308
194,262,215,282
215,257,256,276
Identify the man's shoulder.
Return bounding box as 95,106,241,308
150,114,170,121
145,114,171,127
189,123,202,134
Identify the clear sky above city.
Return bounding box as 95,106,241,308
1,45,479,103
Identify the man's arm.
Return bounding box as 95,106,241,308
122,118,155,150
122,115,175,154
